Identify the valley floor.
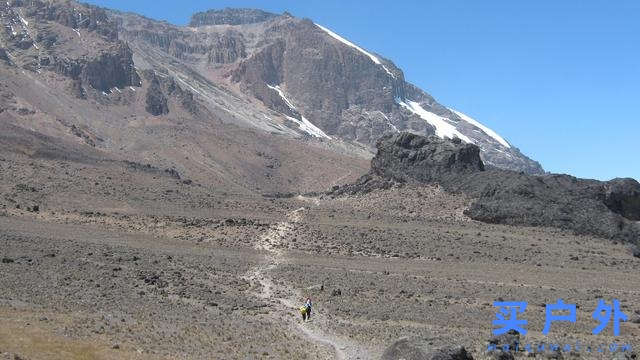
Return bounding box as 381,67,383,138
1,156,639,359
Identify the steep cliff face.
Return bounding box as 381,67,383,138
231,18,404,136
53,41,140,92
1,0,139,93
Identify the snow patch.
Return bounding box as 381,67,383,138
73,28,81,38
378,111,398,132
18,15,28,26
175,77,204,97
267,84,296,109
316,24,395,78
449,108,511,148
285,115,331,140
129,86,136,92
397,100,472,143
267,84,331,139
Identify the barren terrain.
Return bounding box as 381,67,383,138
2,151,639,359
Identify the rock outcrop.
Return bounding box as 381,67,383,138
604,178,640,221
332,132,640,243
370,133,484,183
52,42,140,92
141,70,198,116
381,338,474,360
145,75,168,116
0,48,10,64
1,0,140,93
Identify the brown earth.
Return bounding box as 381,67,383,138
1,151,639,359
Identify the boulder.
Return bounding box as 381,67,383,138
381,338,474,360
604,178,640,221
370,133,484,183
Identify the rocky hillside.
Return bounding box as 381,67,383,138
333,132,640,243
0,0,370,196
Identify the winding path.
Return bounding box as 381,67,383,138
244,207,367,359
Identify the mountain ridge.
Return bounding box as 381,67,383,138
1,0,545,195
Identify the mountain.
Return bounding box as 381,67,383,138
0,1,543,196
3,4,640,359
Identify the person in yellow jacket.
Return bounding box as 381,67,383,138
299,305,308,322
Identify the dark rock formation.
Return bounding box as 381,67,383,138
487,330,519,359
52,42,140,92
0,48,10,64
189,8,278,26
145,75,169,116
381,338,474,360
332,132,640,243
488,330,520,351
79,42,140,92
68,79,86,99
142,70,199,116
604,178,640,221
427,347,474,360
370,133,484,183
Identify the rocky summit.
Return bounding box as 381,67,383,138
189,8,279,26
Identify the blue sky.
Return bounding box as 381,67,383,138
85,0,640,180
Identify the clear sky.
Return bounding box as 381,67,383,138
84,0,640,181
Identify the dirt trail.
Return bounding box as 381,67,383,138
244,207,368,360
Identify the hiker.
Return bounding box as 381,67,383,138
299,304,307,322
305,298,312,320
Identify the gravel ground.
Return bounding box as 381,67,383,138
1,155,639,359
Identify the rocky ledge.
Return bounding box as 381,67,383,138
332,132,640,243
